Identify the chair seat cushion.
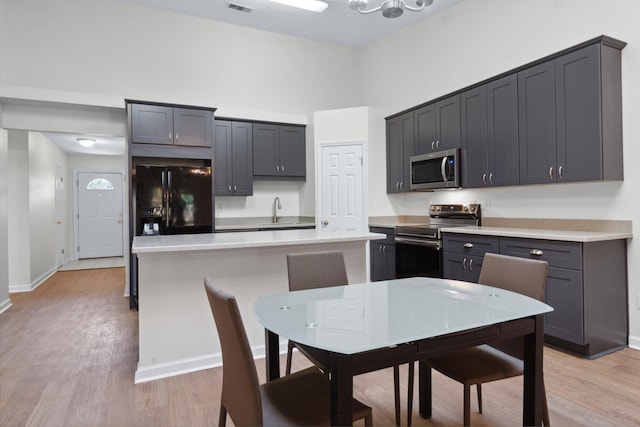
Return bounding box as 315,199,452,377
426,344,523,386
260,366,371,427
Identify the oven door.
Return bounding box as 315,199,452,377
395,237,443,279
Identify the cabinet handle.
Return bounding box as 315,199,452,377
276,165,280,172
431,141,436,150
396,182,400,190
399,181,403,190
489,173,493,185
436,140,440,149
169,132,172,141
382,245,386,255
234,185,237,191
549,167,554,180
482,173,487,185
281,165,285,172
463,242,473,248
530,249,544,256
558,166,564,179
378,245,382,254
463,258,467,270
228,185,232,192
175,132,179,142
469,258,473,271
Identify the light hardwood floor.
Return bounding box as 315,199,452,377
1,268,638,426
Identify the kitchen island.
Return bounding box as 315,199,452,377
131,228,384,383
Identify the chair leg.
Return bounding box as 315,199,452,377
463,385,471,427
285,341,294,375
364,410,373,427
393,365,401,426
218,401,227,427
407,361,415,427
476,383,483,414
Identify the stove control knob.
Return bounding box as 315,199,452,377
463,206,469,211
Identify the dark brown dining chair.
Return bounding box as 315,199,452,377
204,277,373,426
285,250,407,426
411,253,551,426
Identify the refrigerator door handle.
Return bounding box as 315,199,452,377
166,170,172,229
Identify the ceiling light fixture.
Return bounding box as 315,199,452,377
269,0,328,13
349,0,433,18
77,138,95,148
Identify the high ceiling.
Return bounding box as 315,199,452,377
118,0,463,48
50,0,463,155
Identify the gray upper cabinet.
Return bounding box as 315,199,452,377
215,120,253,196
518,61,557,184
461,75,519,188
253,123,306,179
386,111,413,193
414,95,461,155
519,43,623,184
131,104,213,147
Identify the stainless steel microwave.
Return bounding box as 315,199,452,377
410,148,461,191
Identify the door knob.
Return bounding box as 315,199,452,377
56,221,62,225
323,220,329,225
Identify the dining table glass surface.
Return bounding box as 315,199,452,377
253,276,553,355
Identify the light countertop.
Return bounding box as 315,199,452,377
132,228,385,254
441,226,633,243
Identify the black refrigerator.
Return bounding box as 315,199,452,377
135,165,213,236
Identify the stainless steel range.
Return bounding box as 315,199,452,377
395,203,481,278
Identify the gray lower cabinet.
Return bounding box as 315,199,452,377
131,103,213,147
414,94,461,155
461,74,519,188
443,232,628,358
442,234,499,283
215,120,253,196
519,43,623,185
369,227,396,281
253,123,306,179
386,112,413,193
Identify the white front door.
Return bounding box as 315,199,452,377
319,143,365,231
77,172,123,259
55,165,65,267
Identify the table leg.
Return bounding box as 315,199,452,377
265,329,280,381
330,353,353,426
418,360,432,419
523,315,544,426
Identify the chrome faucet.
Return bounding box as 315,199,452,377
272,196,282,223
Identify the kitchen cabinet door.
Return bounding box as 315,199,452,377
131,104,174,145
414,95,461,155
173,108,213,147
386,112,413,193
518,60,557,185
460,86,488,188
253,123,279,176
442,253,483,283
555,44,602,182
370,241,395,282
544,267,584,344
216,121,253,196
487,74,519,186
278,126,305,177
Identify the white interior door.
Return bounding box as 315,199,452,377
77,172,123,259
55,165,65,267
319,143,365,231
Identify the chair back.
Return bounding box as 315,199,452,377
204,278,262,426
478,253,548,359
287,250,349,291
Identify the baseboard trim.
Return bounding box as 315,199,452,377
0,298,13,314
628,335,640,351
9,267,57,293
134,342,288,384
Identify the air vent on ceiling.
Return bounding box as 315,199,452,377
227,2,254,13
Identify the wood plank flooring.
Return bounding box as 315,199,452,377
1,268,639,426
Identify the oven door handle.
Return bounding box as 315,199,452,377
395,236,441,249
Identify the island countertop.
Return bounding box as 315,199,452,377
132,229,385,254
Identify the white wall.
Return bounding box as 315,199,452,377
7,130,30,289
0,125,10,313
27,132,66,284
215,181,303,219
360,0,640,347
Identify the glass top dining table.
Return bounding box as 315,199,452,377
254,276,553,425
